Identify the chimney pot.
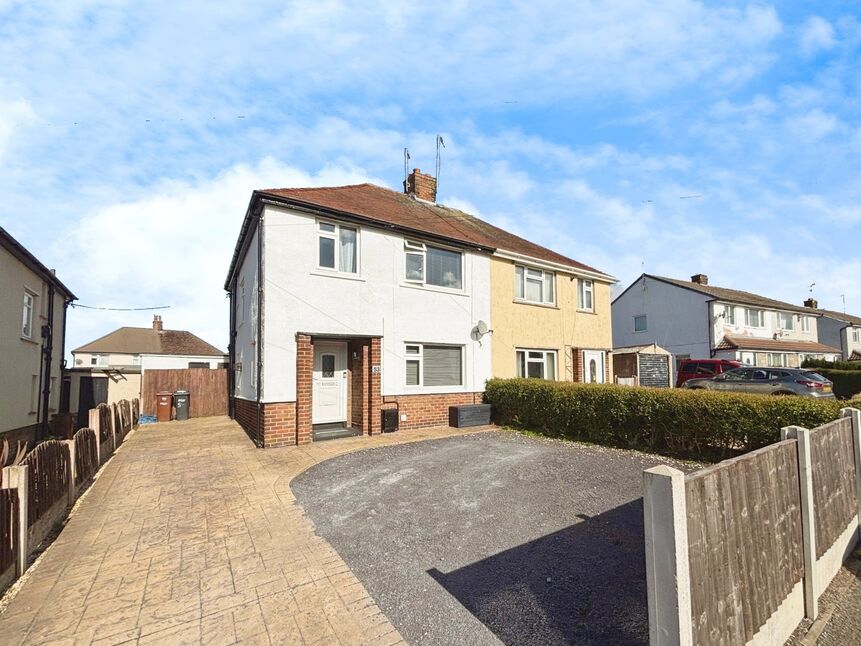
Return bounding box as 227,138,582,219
153,315,163,332
691,274,708,285
405,168,437,202
804,298,818,309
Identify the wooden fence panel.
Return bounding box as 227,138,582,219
685,440,804,645
0,488,17,575
132,398,140,428
141,368,228,418
74,429,98,486
810,417,858,559
21,441,70,528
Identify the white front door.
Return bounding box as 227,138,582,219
583,350,606,384
312,342,347,424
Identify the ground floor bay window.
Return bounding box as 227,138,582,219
516,349,557,380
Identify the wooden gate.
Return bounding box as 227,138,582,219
141,368,228,418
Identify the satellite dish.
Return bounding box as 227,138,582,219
476,320,489,335
75,358,83,366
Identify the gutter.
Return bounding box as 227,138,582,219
255,210,265,448
492,249,616,283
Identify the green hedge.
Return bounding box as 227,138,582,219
802,359,861,371
816,369,861,399
485,379,845,461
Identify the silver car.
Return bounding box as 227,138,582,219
681,367,835,398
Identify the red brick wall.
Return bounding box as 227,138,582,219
381,392,483,430
295,334,312,445
234,397,260,444
262,402,297,448
406,168,437,202
369,338,382,434
350,340,366,430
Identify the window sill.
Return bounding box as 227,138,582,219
400,282,467,297
20,335,39,345
401,385,468,395
512,299,558,310
310,270,366,282
576,308,597,315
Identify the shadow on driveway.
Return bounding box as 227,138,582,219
428,499,648,645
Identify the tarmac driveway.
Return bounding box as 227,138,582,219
292,430,695,646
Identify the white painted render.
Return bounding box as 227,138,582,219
140,354,227,371
258,204,492,404
233,226,259,401
612,276,712,360
708,301,819,346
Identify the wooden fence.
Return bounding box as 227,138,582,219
0,397,139,593
141,368,228,418
644,407,861,646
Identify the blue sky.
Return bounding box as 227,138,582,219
1,1,860,355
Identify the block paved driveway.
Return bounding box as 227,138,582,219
0,417,490,645
292,431,697,646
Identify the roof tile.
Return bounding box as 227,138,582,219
73,327,225,356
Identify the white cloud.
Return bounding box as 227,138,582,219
0,94,36,161
800,16,836,56
59,158,377,356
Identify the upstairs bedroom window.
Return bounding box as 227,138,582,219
777,312,794,331
318,221,358,274
515,266,555,305
22,291,34,338
578,279,593,311
404,240,463,290
745,308,765,328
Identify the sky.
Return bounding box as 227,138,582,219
1,1,860,357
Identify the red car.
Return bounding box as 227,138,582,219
676,359,742,388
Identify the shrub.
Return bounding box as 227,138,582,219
802,358,861,371
815,369,861,400
484,379,845,461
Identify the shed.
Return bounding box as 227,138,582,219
611,344,673,388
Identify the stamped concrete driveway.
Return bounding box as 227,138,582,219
292,431,696,646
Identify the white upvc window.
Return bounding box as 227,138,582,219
801,316,810,333
405,343,463,387
766,353,788,367
578,279,594,311
132,355,141,365
514,265,555,305
317,221,359,274
90,354,108,367
22,291,35,338
745,308,765,328
777,312,794,331
404,240,463,290
516,349,557,380
853,328,860,343
634,314,647,333
720,304,735,325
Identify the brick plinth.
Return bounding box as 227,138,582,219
295,333,313,445
369,338,382,434
262,402,297,448
234,397,260,444
381,392,483,430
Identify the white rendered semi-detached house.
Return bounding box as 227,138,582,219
612,274,841,370
224,169,614,447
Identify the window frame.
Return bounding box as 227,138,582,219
720,304,735,325
744,308,765,328
777,311,794,331
22,290,35,339
90,354,108,367
801,315,810,333
578,279,594,312
514,264,555,305
516,348,558,380
404,343,464,388
403,239,464,291
633,314,647,333
853,328,860,343
316,220,360,275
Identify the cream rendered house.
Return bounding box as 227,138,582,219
0,227,76,445
490,253,615,383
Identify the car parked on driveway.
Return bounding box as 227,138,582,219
675,359,741,387
681,367,835,398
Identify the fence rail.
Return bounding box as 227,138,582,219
645,407,861,646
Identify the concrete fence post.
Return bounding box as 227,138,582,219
2,464,29,576
643,465,693,646
841,408,861,527
89,407,99,436
64,439,76,506
783,425,818,619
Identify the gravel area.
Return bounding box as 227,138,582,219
292,430,697,646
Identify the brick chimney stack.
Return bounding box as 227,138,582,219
153,315,163,331
804,298,818,309
406,168,437,203
691,274,709,286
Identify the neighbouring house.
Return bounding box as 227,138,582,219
612,273,841,370
224,168,614,447
814,304,861,361
67,315,226,424
1,226,76,446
